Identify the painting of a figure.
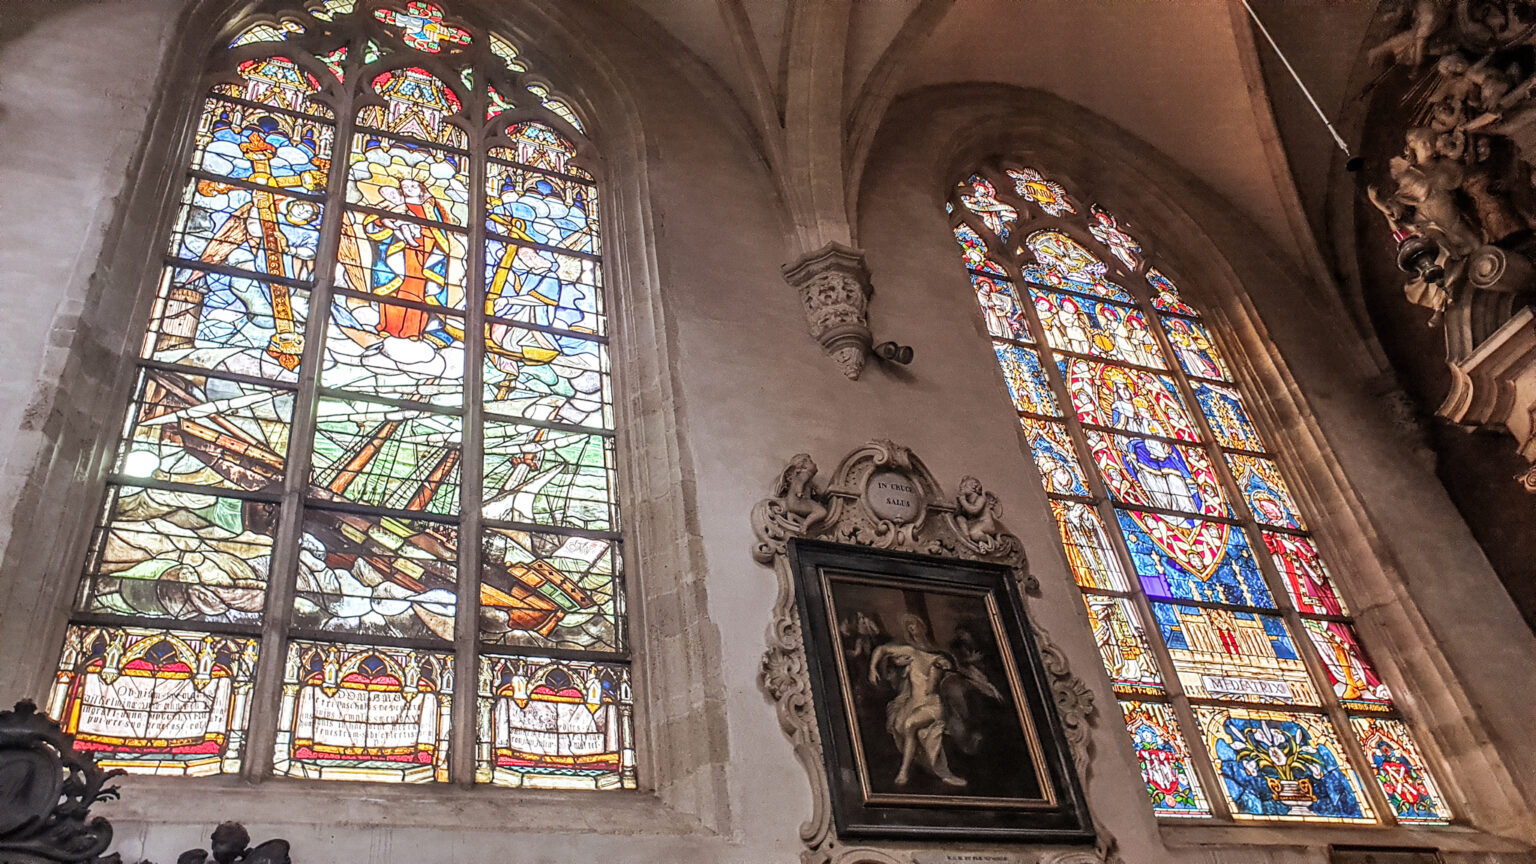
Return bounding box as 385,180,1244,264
825,575,1048,804
789,540,1094,841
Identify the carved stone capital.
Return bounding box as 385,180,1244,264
782,242,874,380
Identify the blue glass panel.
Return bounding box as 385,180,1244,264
1192,381,1265,451
1226,454,1305,530
1196,707,1373,822
169,179,323,284
484,242,604,335
994,343,1057,416
191,98,332,191
487,161,599,255
143,268,310,383
1086,431,1230,518
1115,509,1273,608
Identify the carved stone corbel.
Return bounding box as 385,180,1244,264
782,242,875,380
752,441,1112,864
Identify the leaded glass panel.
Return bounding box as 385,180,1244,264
475,654,635,789
143,268,312,383
1083,595,1162,696
949,163,1445,825
994,343,1058,416
47,625,258,776
1020,418,1090,496
1057,358,1199,441
79,485,276,624
1349,717,1451,823
1196,707,1373,823
1119,700,1209,817
54,0,630,787
274,640,453,782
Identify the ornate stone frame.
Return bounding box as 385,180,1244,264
751,440,1117,864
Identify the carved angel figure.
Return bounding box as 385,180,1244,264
954,475,1003,551
1368,0,1453,68
1388,128,1484,255
774,453,829,531
177,822,290,864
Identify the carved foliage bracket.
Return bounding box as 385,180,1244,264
751,441,1109,864
782,242,876,381
0,700,123,864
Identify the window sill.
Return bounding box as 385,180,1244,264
1159,820,1531,854
97,774,718,838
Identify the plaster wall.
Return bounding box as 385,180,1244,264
0,0,180,579
0,2,1533,863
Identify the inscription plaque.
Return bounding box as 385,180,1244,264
913,854,1024,864
867,469,921,522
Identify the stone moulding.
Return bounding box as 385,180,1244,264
750,440,1115,864
782,242,876,380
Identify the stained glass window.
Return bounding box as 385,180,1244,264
948,164,1449,825
50,0,632,790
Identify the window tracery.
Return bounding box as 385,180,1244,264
949,164,1450,825
45,0,633,791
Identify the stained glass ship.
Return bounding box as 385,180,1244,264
136,366,598,638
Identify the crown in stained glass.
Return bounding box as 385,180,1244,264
1008,167,1076,216
374,2,471,53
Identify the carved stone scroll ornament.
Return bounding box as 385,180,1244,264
0,700,124,864
751,442,1117,864
782,242,876,381
1364,0,1536,487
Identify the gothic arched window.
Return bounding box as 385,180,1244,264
45,0,633,789
949,164,1450,825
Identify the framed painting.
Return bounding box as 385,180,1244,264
788,538,1094,842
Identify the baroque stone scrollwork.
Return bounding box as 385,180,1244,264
752,441,1110,864
782,242,877,380
1365,0,1536,487
0,700,124,864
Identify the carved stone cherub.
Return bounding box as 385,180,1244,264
1388,127,1483,255
177,823,290,864
954,475,1003,552
1368,0,1452,69
774,453,829,532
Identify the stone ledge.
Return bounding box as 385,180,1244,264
96,774,719,837
1160,820,1532,855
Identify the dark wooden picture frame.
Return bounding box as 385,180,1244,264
788,538,1094,842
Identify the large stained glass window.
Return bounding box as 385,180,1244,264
948,165,1449,825
48,0,633,790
